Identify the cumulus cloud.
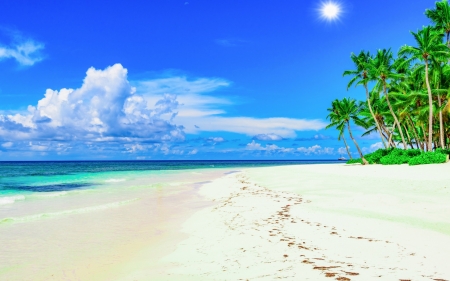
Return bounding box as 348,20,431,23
297,145,334,155
253,133,283,141
0,64,184,143
362,142,384,154
207,137,225,143
0,64,329,158
338,147,349,155
0,30,45,66
246,141,294,153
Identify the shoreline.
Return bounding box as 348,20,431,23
1,163,450,280
159,163,450,280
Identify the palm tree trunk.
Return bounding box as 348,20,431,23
424,60,434,151
403,124,414,149
388,131,394,147
347,121,368,165
364,84,387,148
341,134,352,159
438,94,445,149
407,116,423,150
383,82,407,149
381,123,395,148
421,124,428,151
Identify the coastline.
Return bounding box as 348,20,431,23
159,163,450,280
2,163,450,280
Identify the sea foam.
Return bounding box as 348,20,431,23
0,198,139,225
104,178,126,183
0,195,26,205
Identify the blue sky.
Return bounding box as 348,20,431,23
0,0,438,160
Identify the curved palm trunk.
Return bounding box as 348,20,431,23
403,124,414,149
341,134,352,159
407,116,423,150
421,124,428,151
438,94,445,149
347,121,368,165
364,84,387,148
381,123,394,148
424,60,434,151
383,82,407,149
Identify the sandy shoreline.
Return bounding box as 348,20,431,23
157,163,450,280
2,163,450,280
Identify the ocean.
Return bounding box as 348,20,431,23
0,160,340,280
0,160,340,201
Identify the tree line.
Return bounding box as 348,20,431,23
327,0,450,165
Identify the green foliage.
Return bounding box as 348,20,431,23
435,148,450,155
361,148,422,165
364,148,390,164
380,149,410,165
408,151,448,165
359,148,447,166
346,158,362,164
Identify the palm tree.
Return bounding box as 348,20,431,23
426,0,450,46
399,26,450,150
326,98,369,165
343,51,388,148
367,49,408,149
326,100,353,159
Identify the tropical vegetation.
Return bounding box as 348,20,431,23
326,0,450,165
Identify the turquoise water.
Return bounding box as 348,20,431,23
0,160,340,205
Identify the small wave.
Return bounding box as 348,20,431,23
0,195,26,205
104,178,126,183
36,191,68,198
0,198,139,225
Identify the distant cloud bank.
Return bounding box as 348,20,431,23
0,64,328,158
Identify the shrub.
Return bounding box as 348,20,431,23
404,149,422,157
364,148,390,164
379,148,411,165
435,148,450,155
346,158,362,164
408,152,448,166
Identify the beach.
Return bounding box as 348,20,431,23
159,163,450,280
1,163,450,280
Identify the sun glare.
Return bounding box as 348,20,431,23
320,1,341,21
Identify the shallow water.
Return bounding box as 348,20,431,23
0,160,339,280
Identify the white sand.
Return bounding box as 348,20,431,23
3,164,450,280
157,164,450,281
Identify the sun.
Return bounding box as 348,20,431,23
320,1,341,21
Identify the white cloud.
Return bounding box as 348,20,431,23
246,140,265,151
0,64,329,157
180,116,325,138
245,141,294,153
297,145,334,155
1,142,13,148
362,142,384,154
207,137,225,142
370,142,383,151
188,149,198,155
135,76,326,138
253,133,283,141
338,147,349,155
0,64,184,143
0,31,44,66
